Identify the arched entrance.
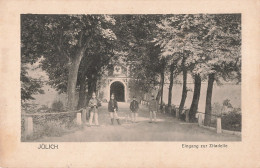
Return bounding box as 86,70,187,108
110,81,125,102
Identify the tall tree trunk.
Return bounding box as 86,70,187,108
77,75,87,110
67,51,84,110
86,78,92,105
156,87,162,102
168,64,174,107
189,74,201,122
160,71,165,106
204,73,215,126
179,57,187,119
86,73,98,105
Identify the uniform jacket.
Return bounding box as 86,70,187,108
130,100,139,112
108,99,118,112
88,98,101,112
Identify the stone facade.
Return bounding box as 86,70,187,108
99,63,131,102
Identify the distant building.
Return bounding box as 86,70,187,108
99,61,131,102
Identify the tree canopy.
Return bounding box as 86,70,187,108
21,14,241,122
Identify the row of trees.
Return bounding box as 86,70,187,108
21,14,241,125
21,14,118,110
114,14,241,125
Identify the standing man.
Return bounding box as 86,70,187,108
130,96,139,123
88,92,101,126
108,94,121,125
149,95,158,123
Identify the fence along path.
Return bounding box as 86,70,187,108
22,101,228,138
140,100,223,134
22,109,87,137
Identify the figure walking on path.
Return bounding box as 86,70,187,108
130,96,139,123
88,92,101,126
149,95,158,123
108,94,121,125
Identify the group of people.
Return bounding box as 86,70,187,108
86,92,158,127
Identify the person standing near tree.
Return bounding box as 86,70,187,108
130,96,139,123
108,94,121,125
88,92,101,127
149,95,158,123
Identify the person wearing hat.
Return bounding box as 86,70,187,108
148,95,158,123
108,94,121,125
129,96,139,123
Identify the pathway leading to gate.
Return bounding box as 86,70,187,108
37,103,241,142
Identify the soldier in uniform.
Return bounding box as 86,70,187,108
108,94,121,125
130,96,139,123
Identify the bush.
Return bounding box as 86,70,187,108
23,118,78,141
25,120,67,141
51,100,64,112
21,102,39,113
180,109,188,121
37,105,51,112
209,118,217,128
170,105,177,116
21,112,78,141
223,99,233,108
212,103,222,116
221,112,241,131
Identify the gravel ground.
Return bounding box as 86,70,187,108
37,103,241,142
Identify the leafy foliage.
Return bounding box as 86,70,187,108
113,15,168,94
51,100,64,112
21,14,117,109
21,65,44,101
221,112,241,131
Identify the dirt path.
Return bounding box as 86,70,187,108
37,103,241,142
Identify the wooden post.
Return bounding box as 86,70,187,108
217,117,222,133
77,112,82,125
81,109,87,124
198,113,203,126
168,105,172,114
24,116,33,137
185,110,189,122
163,105,166,114
176,109,179,118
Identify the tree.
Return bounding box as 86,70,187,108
21,65,44,102
167,62,177,108
21,14,116,110
154,15,204,118
203,14,241,126
76,31,116,109
153,14,241,123
113,15,166,100
21,16,45,102
184,15,215,122
189,74,202,121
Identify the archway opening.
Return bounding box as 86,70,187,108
110,81,125,102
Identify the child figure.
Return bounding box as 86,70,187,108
108,94,121,125
130,96,139,123
148,95,158,123
88,92,101,126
